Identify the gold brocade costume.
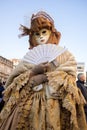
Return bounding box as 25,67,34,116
0,49,87,130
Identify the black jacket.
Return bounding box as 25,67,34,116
76,80,87,112
0,85,4,98
0,85,5,111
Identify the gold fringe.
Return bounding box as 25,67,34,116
47,70,86,128
0,71,31,121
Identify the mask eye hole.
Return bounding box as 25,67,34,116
34,32,40,36
42,30,46,34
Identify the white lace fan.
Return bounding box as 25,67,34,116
22,44,67,65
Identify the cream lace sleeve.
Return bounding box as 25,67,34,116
55,49,77,76
46,49,84,103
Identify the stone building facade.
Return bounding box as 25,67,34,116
77,62,85,73
0,56,13,82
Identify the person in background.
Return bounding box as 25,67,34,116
0,80,5,112
76,73,87,122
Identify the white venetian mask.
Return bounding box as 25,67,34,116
34,28,51,44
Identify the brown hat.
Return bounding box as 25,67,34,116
19,11,61,48
31,11,54,24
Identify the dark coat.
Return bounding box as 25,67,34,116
76,80,87,121
0,85,4,98
0,84,5,111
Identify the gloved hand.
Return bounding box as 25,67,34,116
29,74,48,88
31,62,50,76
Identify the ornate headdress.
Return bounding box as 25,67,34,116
19,11,61,48
19,11,55,37
31,11,54,24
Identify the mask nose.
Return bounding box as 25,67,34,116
39,33,43,39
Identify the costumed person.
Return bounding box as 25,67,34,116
0,11,87,130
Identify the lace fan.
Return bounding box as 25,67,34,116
22,44,67,65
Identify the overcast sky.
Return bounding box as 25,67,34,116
0,0,87,70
